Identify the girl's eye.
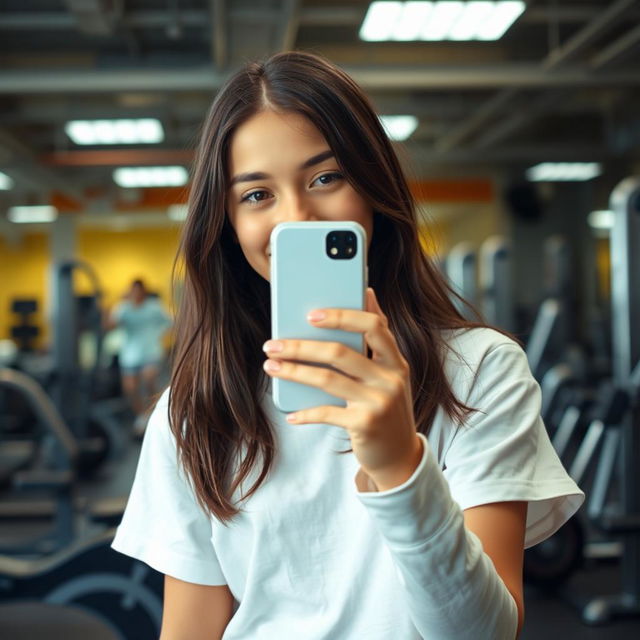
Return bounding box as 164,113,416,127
312,172,343,187
241,190,271,205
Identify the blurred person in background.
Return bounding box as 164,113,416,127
105,278,172,436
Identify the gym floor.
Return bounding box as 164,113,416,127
522,564,640,638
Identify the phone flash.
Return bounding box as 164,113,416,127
330,247,338,256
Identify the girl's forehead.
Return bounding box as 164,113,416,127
229,110,331,170
233,110,325,148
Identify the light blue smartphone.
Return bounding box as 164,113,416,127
270,221,368,413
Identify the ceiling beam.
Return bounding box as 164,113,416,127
410,144,611,167
434,90,518,154
0,128,86,203
472,92,568,150
40,149,194,167
63,0,122,36
543,0,637,69
434,0,639,154
591,22,640,68
0,66,638,95
3,6,640,30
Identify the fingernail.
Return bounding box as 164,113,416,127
286,413,298,423
264,359,281,372
307,310,326,322
263,340,283,353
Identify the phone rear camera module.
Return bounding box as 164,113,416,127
326,230,358,259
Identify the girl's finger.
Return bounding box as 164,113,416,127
285,405,353,430
309,305,404,370
263,338,391,387
263,358,378,403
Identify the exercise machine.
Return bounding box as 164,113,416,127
0,367,162,639
479,236,515,331
49,261,127,474
579,177,640,624
444,241,478,321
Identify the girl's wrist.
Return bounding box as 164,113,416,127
363,435,424,493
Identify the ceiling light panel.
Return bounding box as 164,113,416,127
65,119,164,145
167,204,188,221
393,2,433,41
449,2,493,41
588,210,614,230
8,206,58,223
476,1,526,40
421,1,465,40
526,163,602,182
113,166,189,188
0,171,14,190
379,115,419,140
359,1,404,41
360,1,525,42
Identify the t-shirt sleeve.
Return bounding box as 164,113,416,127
442,341,585,548
111,389,227,585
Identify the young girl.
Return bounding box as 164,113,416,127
112,52,583,639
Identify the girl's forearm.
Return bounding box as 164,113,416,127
357,433,519,639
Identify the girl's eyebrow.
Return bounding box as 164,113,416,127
229,149,335,186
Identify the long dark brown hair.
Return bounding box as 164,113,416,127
170,51,482,522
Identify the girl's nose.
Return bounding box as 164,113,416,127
280,197,316,223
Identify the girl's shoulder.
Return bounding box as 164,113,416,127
438,326,529,400
441,326,522,369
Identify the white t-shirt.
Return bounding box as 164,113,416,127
112,327,584,638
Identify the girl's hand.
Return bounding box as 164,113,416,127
262,287,423,491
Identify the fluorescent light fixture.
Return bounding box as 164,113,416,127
167,204,189,221
0,171,14,190
449,1,494,40
422,1,464,40
526,162,602,182
113,166,189,188
360,1,404,41
360,1,525,41
65,118,164,145
476,1,525,40
8,205,58,223
393,2,433,40
380,115,419,140
588,209,614,230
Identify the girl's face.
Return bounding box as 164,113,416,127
226,109,374,281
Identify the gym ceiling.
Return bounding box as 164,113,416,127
0,0,639,227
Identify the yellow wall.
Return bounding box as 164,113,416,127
418,202,507,261
0,227,180,350
77,227,180,314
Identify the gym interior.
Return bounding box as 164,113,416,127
1,1,639,638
